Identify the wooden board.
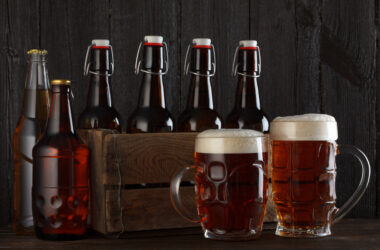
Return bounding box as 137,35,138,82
103,132,197,185
320,0,376,217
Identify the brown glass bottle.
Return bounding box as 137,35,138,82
32,80,89,240
226,40,269,132
127,36,174,133
177,39,223,132
78,40,121,132
13,49,50,234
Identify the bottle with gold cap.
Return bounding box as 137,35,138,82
177,38,223,131
32,79,89,240
127,35,174,133
13,49,50,234
226,40,269,132
78,39,122,132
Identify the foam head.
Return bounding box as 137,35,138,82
195,129,267,154
270,113,338,141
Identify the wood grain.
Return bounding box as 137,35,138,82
1,0,40,225
104,132,197,185
320,0,376,217
0,219,378,249
180,0,250,118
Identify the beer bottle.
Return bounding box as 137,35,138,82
177,38,223,132
127,36,174,133
32,80,89,240
226,40,269,132
13,49,50,234
78,39,122,132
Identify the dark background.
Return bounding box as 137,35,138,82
0,0,379,226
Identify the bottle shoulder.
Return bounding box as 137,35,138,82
33,133,89,157
127,107,174,133
78,106,122,131
177,108,223,132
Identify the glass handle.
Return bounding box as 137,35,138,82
333,144,371,224
170,166,200,223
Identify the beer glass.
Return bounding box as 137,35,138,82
170,129,269,240
270,114,371,238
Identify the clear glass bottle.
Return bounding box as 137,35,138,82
13,49,50,234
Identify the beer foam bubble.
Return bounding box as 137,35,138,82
270,113,338,141
195,129,267,154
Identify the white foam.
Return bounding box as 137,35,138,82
270,113,338,141
195,129,267,154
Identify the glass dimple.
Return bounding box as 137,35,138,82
50,195,62,209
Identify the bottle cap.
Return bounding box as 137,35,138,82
239,40,258,49
192,38,211,47
27,49,48,55
92,39,110,47
51,79,71,85
144,36,163,45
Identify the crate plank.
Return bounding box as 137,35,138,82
105,187,197,232
103,133,197,185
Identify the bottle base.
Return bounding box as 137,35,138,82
35,227,85,241
13,224,34,235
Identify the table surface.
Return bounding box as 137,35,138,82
0,219,379,249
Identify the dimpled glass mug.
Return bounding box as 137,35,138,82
170,129,269,240
270,114,371,238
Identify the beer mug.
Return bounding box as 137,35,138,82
170,129,269,240
270,114,371,238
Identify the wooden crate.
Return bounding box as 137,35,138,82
78,129,276,235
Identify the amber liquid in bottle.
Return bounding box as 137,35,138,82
177,44,223,132
226,46,269,132
127,42,174,133
32,80,89,240
13,50,50,234
78,43,122,132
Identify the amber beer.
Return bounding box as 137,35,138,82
270,114,371,237
171,129,268,240
32,80,89,240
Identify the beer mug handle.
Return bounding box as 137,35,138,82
170,166,201,223
333,144,371,223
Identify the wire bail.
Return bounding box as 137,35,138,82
134,41,169,75
83,44,115,76
184,43,216,77
232,45,261,78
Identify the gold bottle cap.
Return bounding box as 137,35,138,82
51,79,71,85
27,49,48,55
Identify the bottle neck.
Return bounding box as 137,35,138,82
234,76,261,110
25,55,49,90
86,74,112,107
46,85,75,135
187,74,214,109
138,73,166,108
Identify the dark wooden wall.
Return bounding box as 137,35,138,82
0,0,378,225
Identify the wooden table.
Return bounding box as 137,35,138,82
0,219,379,249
